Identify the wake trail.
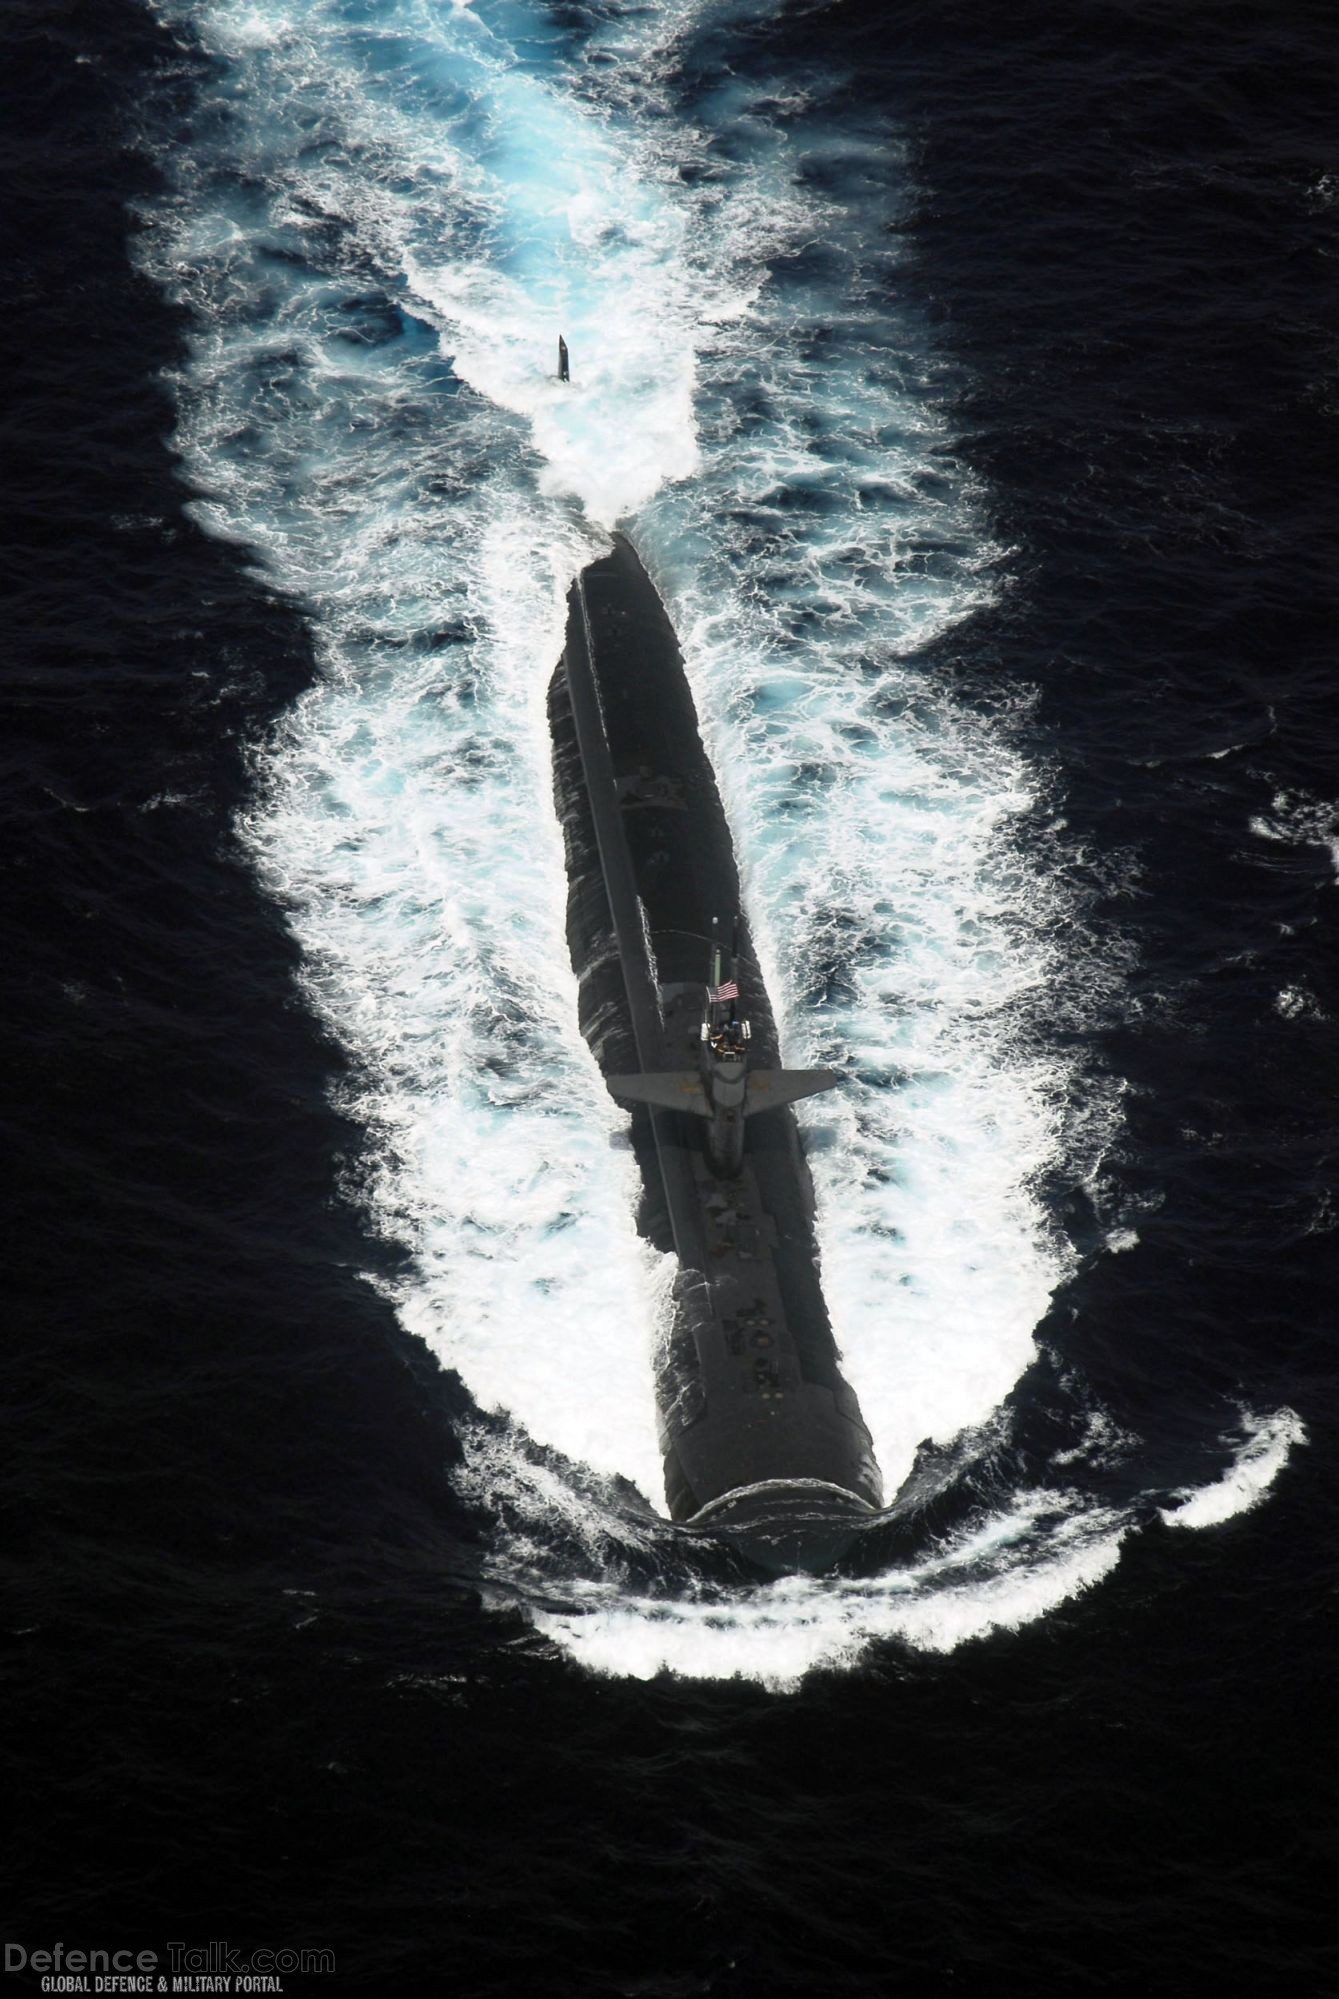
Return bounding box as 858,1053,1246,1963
136,0,1303,1678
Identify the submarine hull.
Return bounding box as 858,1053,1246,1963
549,535,882,1569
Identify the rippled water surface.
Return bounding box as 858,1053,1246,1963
5,0,1335,1986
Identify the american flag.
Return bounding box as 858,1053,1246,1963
709,980,739,1004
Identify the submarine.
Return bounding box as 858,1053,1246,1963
549,535,883,1574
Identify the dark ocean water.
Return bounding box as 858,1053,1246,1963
4,0,1337,1992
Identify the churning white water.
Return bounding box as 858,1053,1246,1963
138,0,1301,1679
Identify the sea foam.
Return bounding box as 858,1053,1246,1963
135,0,1291,1678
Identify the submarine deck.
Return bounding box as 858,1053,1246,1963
550,534,882,1528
